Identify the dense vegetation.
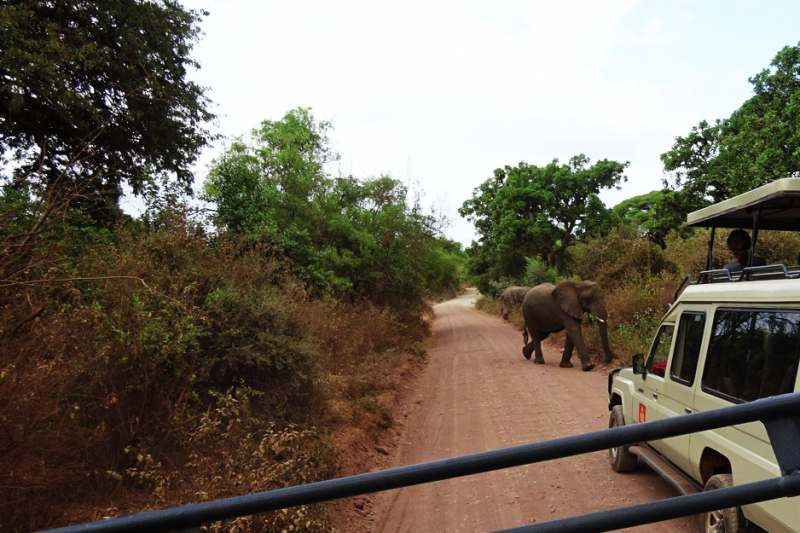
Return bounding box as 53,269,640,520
0,2,463,531
459,155,628,280
468,41,800,366
2,2,799,530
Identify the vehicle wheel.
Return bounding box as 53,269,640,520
701,474,753,533
608,405,637,472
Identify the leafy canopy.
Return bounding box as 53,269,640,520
459,154,628,281
611,189,685,247
661,42,800,212
0,0,215,202
203,108,464,304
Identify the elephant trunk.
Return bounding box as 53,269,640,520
597,318,614,363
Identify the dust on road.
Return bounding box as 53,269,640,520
345,289,695,533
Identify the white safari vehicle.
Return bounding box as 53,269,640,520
608,178,800,533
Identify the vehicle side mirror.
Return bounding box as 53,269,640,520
632,353,645,375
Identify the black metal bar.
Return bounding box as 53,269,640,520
764,415,800,474
706,223,716,270
497,472,800,533
750,204,762,267
41,393,800,533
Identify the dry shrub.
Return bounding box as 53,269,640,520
95,391,336,532
662,229,712,276
0,216,333,531
594,272,683,365
506,305,526,334
303,297,428,435
474,295,500,315
567,225,677,291
664,228,800,276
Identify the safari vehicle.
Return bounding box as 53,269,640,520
607,178,800,533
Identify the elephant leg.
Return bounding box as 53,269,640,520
531,332,545,364
522,331,545,364
522,339,533,360
564,321,595,371
560,334,575,368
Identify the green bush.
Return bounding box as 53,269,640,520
522,257,559,287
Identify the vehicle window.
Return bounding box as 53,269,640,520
670,312,705,385
647,325,674,377
702,309,800,402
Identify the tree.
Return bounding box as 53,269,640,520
661,42,800,212
203,108,464,304
0,0,215,208
459,155,628,276
611,190,684,247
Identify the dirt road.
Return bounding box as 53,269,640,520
359,289,696,533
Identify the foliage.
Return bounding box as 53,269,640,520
105,391,336,532
0,0,215,209
661,42,800,217
0,197,431,530
459,154,628,288
522,257,560,287
611,190,686,247
566,225,678,292
203,108,465,304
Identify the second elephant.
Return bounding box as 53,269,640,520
499,285,530,320
521,280,614,371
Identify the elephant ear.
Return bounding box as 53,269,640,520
553,282,584,320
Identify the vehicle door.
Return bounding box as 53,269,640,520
653,309,707,474
633,323,673,453
694,308,800,529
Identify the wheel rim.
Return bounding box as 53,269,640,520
704,509,725,533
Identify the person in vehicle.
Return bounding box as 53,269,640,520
723,229,766,272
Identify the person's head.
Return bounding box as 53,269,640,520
727,229,751,260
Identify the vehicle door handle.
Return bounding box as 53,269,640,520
652,393,658,400
685,407,693,414
637,388,644,393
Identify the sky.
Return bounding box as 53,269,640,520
169,0,800,247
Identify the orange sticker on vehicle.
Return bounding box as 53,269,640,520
639,403,646,423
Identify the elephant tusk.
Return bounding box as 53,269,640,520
594,316,606,323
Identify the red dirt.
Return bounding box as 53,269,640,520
331,289,695,533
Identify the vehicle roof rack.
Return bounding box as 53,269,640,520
696,269,739,284
739,263,797,281
695,263,800,284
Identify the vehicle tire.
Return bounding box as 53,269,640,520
608,405,637,472
701,474,754,533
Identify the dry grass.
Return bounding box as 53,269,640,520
0,215,432,532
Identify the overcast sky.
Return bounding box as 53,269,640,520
172,0,800,247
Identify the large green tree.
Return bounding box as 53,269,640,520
459,155,628,280
0,0,215,207
661,42,800,212
611,189,684,247
203,108,464,304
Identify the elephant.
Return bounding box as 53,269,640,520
521,280,614,371
499,286,530,320
500,285,531,344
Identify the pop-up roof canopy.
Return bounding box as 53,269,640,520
686,178,800,231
